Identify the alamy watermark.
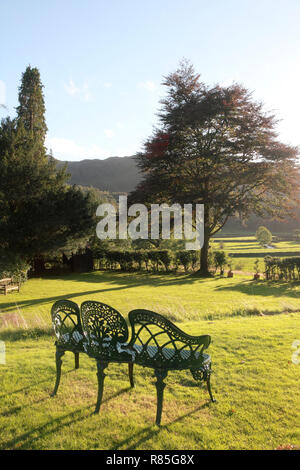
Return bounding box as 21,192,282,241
0,341,5,365
0,80,6,108
291,340,300,365
96,196,204,250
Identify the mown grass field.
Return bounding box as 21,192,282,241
212,237,300,273
2,271,300,327
0,268,299,450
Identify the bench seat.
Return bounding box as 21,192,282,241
128,343,210,366
85,336,211,369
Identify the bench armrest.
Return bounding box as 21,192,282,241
128,309,211,360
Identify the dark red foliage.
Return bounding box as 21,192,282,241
145,132,169,160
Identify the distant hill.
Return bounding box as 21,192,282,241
55,155,299,234
56,155,142,193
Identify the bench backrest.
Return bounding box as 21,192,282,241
81,301,129,349
51,300,83,346
0,278,12,285
128,309,211,366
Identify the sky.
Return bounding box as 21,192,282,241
1,0,300,161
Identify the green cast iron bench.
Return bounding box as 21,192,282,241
51,300,215,425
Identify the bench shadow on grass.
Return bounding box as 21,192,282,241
111,402,210,451
0,394,211,450
0,370,74,399
0,397,49,418
215,279,300,299
0,386,132,450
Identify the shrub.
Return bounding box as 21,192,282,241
213,250,227,275
157,250,173,272
264,255,300,281
132,251,146,270
256,226,272,246
208,248,215,272
191,251,200,271
254,259,260,274
117,251,134,271
0,251,30,284
147,251,161,272
176,251,193,272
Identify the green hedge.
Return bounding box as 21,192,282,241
93,249,200,273
264,256,300,281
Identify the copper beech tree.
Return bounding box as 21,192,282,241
130,60,299,276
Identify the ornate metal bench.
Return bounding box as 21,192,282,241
51,300,215,425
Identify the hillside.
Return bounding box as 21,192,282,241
56,155,142,193
56,155,300,233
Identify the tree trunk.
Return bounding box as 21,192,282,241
33,256,46,276
195,199,212,277
197,234,211,277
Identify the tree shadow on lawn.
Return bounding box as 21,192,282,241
0,284,141,313
60,270,208,287
215,279,300,298
0,272,213,314
226,244,260,251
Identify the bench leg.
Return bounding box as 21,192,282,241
128,362,134,388
94,360,108,414
74,352,80,370
206,364,216,403
154,369,168,426
51,349,65,397
190,365,216,403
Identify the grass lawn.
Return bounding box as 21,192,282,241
212,237,300,273
0,271,299,450
213,237,300,252
1,271,300,327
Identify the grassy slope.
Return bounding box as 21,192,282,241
0,270,299,450
0,314,299,450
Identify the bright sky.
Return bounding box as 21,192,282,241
1,0,300,161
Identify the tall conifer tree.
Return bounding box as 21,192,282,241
16,66,48,150
0,67,97,275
